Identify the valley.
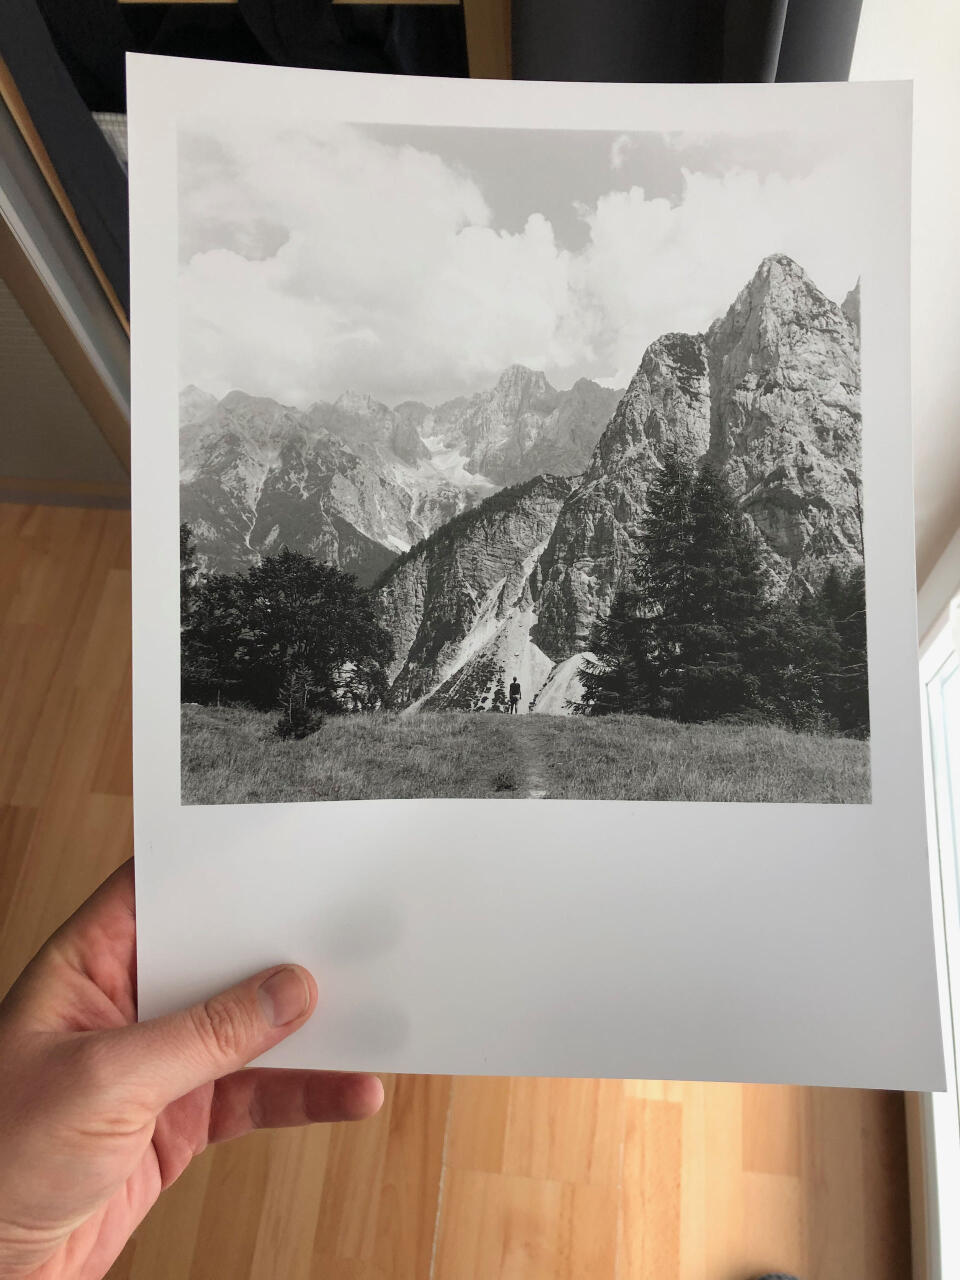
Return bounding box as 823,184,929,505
181,253,865,724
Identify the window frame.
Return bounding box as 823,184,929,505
915,610,960,1280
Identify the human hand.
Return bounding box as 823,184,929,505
0,860,383,1280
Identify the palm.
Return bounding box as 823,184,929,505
19,866,215,1277
0,862,381,1280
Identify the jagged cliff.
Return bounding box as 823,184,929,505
533,254,862,658
379,254,863,706
418,365,621,487
376,475,576,709
179,368,618,584
181,254,862,713
180,390,472,585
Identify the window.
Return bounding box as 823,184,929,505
918,616,960,1279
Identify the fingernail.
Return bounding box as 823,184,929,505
257,967,310,1027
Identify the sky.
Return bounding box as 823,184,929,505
178,120,867,409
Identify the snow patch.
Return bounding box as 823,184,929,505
420,435,496,493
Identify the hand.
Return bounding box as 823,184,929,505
0,860,383,1280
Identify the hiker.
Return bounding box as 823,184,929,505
509,676,521,714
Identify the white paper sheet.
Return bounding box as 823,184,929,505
128,53,944,1088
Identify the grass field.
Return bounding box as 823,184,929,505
182,705,870,804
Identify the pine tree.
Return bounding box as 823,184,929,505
276,662,323,739
583,452,775,724
796,564,869,735
180,523,199,627
582,449,698,716
632,448,699,717
580,581,648,714
679,462,769,720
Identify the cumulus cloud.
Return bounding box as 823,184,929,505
574,161,868,387
179,122,867,406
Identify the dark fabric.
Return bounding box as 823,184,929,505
32,1,467,113
3,0,858,321
0,0,130,311
1,0,467,314
36,1,271,112
722,0,789,81
512,0,861,83
239,0,467,78
775,0,864,82
513,0,728,83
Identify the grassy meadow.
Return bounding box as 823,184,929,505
182,705,870,805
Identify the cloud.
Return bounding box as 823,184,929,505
574,160,868,386
609,134,632,171
179,123,868,406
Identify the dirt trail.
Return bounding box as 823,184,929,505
514,718,550,799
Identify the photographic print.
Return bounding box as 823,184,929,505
131,61,944,1087
178,120,869,805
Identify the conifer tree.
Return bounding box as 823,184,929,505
582,449,699,717
580,451,854,729
180,523,199,627
580,581,647,714
679,462,769,720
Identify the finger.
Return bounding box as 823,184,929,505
102,964,319,1111
208,1069,384,1143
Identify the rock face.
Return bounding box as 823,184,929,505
180,390,473,585
182,254,862,712
377,475,576,709
533,254,863,659
420,365,622,487
180,368,618,585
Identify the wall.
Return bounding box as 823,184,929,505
851,0,960,584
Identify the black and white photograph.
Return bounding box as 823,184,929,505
179,118,869,805
130,60,943,1089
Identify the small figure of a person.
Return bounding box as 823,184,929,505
509,676,521,714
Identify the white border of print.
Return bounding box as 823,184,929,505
128,54,944,1089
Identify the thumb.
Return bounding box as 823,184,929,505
108,965,317,1110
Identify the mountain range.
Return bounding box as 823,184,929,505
179,368,620,585
181,253,863,716
376,254,863,711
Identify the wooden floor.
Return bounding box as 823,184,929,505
0,502,913,1280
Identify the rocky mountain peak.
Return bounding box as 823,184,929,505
179,384,218,427
754,250,810,283
533,255,863,661
842,279,861,340
493,364,555,411
334,390,387,417
708,253,825,349
219,389,285,413
180,255,862,714
394,400,431,423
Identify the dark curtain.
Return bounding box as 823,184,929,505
0,0,468,312
512,0,863,83
0,0,862,316
27,0,468,113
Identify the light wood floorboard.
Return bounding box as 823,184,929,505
0,504,912,1279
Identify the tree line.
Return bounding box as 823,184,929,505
180,529,393,737
181,450,868,740
581,451,869,736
